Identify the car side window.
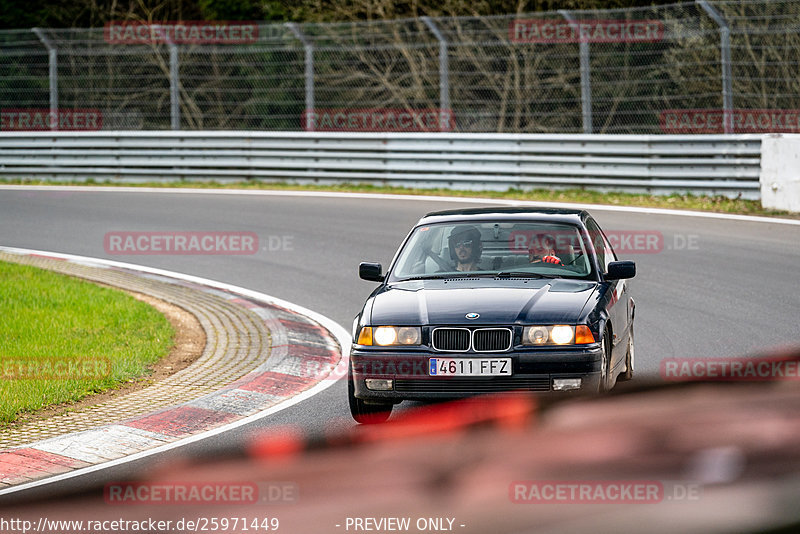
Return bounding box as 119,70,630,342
604,234,618,266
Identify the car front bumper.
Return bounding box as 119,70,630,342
350,345,603,401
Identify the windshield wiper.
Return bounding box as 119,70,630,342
399,271,554,282
400,271,504,281
398,273,479,281
495,271,557,279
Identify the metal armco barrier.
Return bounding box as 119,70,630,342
0,132,766,199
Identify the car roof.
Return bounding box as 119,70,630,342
418,207,589,226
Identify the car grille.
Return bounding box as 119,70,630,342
432,328,470,352
431,327,512,352
473,328,512,352
395,377,550,393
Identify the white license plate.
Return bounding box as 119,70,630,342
429,358,512,376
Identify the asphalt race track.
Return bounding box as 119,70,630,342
1,187,799,501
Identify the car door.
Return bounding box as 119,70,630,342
585,217,631,372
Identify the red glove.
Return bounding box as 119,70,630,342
542,255,562,265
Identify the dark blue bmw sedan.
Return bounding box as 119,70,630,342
349,207,636,423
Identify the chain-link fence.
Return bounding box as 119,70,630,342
1,0,798,133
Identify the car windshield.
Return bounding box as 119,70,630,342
390,221,593,281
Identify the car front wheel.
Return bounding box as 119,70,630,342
348,363,393,424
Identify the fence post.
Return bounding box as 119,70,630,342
421,17,451,118
697,0,733,134
32,28,58,131
558,11,592,134
286,23,315,130
169,41,180,130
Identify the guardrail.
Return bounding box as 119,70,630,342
0,132,767,200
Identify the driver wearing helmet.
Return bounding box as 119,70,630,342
448,225,482,272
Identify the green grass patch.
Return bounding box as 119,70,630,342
5,178,798,219
0,261,174,424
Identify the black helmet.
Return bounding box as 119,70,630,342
448,225,482,262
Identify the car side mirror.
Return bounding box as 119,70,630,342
605,261,636,280
359,262,385,282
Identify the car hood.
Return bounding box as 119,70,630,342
368,279,597,326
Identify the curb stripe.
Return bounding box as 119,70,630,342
124,406,237,437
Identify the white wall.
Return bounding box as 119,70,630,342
761,134,800,213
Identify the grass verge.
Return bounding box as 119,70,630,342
4,178,798,219
0,261,174,424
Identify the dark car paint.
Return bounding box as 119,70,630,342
368,279,597,326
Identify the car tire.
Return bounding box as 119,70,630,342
619,325,634,382
599,330,611,393
348,364,392,424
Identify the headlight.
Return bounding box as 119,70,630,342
550,325,574,345
525,326,549,344
396,326,421,345
522,325,595,346
374,326,398,346
357,326,422,346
